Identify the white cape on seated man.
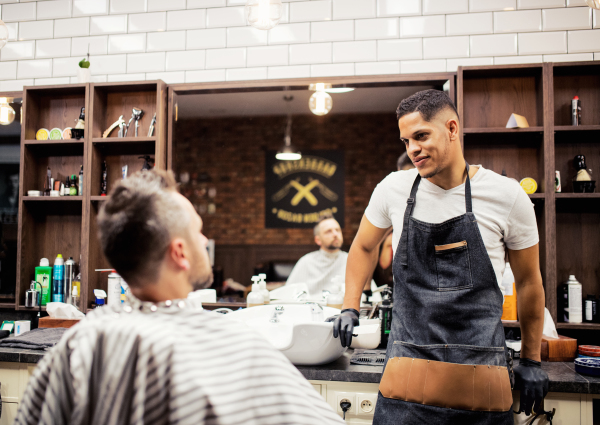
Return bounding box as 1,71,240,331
14,170,344,425
286,214,379,299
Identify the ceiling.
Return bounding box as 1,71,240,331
175,85,439,119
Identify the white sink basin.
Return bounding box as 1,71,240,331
224,304,346,365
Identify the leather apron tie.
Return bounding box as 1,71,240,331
373,164,513,425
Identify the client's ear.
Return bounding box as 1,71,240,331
169,238,190,270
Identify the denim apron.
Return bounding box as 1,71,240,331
372,165,513,425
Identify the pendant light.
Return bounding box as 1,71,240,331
276,96,301,161
245,0,283,30
309,83,333,116
585,0,600,8
0,98,15,125
0,20,8,50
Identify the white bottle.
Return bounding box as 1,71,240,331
71,285,80,310
327,276,344,309
247,278,264,308
258,273,269,305
107,271,122,306
564,275,583,324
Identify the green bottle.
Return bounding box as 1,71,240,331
70,175,78,196
35,258,52,306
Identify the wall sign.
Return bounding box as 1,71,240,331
265,150,345,228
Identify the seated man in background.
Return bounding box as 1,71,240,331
15,170,343,425
286,215,348,296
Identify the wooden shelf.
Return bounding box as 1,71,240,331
18,305,46,312
0,303,16,309
555,193,600,199
529,193,545,199
555,125,600,132
556,322,600,330
90,196,108,201
23,196,83,201
92,136,156,144
24,139,85,145
463,127,544,134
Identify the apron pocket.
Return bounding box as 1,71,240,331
392,341,507,366
434,240,473,291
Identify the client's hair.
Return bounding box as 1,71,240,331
98,169,190,287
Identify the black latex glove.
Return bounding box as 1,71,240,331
326,308,360,348
513,358,549,416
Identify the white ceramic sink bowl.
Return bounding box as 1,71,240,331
224,304,346,365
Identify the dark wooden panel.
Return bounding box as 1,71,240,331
555,198,600,322
462,72,544,128
215,244,318,285
554,135,599,194
553,63,600,126
86,201,112,309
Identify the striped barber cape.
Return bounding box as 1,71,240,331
14,298,344,425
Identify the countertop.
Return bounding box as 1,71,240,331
3,346,598,394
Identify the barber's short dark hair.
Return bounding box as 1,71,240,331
97,169,190,287
396,89,458,122
313,213,335,236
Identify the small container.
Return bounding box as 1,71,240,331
247,279,264,308
28,190,40,197
327,276,344,309
49,128,63,140
107,271,123,306
572,96,581,126
71,285,80,309
585,295,598,323
94,289,107,307
561,275,583,323
14,321,31,336
258,273,269,304
49,190,60,197
555,171,561,193
25,281,40,308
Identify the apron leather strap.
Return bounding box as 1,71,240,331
398,174,421,266
398,162,473,266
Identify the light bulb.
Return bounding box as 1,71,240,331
309,91,332,116
586,0,600,9
0,20,8,50
246,0,283,30
0,98,15,125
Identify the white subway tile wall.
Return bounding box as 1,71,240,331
0,1,595,83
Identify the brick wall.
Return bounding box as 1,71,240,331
172,113,402,245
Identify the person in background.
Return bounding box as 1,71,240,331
286,214,347,296
15,170,343,425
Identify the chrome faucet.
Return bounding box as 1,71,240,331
294,290,308,300
270,305,285,323
305,302,324,322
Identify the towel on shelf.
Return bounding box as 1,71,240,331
0,327,67,350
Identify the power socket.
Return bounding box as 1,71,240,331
356,393,378,416
335,392,356,417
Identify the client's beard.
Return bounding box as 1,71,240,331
191,272,214,291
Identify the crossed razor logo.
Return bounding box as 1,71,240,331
272,177,338,206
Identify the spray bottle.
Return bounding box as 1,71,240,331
51,254,65,302
258,273,269,305
327,276,344,309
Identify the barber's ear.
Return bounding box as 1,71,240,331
447,119,459,141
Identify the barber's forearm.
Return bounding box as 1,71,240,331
517,278,545,362
343,243,377,311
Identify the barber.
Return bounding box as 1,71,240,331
332,90,548,424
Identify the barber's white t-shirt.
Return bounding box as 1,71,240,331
365,166,539,290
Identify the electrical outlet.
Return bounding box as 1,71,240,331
356,393,377,416
335,392,356,416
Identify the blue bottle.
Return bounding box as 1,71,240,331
52,254,65,302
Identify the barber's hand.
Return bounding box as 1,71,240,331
326,308,360,348
513,358,549,416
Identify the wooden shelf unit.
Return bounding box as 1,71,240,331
458,62,600,327
13,81,167,311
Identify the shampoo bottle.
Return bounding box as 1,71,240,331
501,263,517,321
247,277,264,308
258,273,269,305
51,254,65,302
35,258,52,306
78,165,84,196
561,275,583,323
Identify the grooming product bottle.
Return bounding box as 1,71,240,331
101,161,108,196
71,285,80,310
44,167,52,196
64,178,70,196
555,171,561,193
258,273,269,304
561,275,582,323
327,276,344,309
379,288,393,347
35,258,52,306
25,281,40,308
571,96,581,126
51,254,65,303
78,165,84,196
107,271,122,306
72,272,81,309
584,295,598,323
501,263,517,321
70,175,78,196
64,257,75,305
247,277,264,307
